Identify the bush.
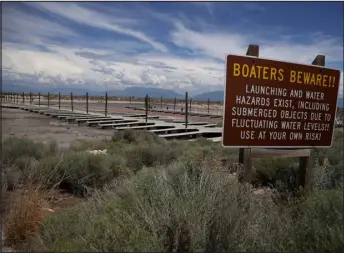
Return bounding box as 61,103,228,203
3,184,51,247
2,137,56,164
30,159,295,252
314,129,343,166
293,189,344,252
69,138,116,152
58,152,112,193
112,129,166,145
121,142,181,171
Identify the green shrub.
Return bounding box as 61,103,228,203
293,189,344,252
314,130,343,166
24,154,67,188
112,129,166,145
2,137,57,164
69,138,114,152
60,152,111,188
31,159,295,252
121,143,181,171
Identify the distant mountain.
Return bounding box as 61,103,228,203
107,86,183,99
1,84,183,99
193,91,224,101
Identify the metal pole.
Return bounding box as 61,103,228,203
38,93,41,106
185,92,188,129
105,92,108,116
58,92,61,110
86,92,89,114
47,92,50,108
71,92,74,111
208,98,210,114
145,94,148,122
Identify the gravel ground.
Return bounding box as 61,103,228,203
1,107,115,151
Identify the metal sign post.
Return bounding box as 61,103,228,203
185,92,188,129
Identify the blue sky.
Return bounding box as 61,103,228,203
2,1,343,96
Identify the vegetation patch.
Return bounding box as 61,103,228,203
2,129,343,252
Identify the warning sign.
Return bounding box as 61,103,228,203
222,55,341,148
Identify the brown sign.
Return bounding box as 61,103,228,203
222,55,341,148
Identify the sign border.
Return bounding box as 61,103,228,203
221,54,342,149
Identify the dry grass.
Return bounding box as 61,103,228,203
3,183,52,247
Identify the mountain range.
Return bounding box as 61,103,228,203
2,84,343,107
2,84,183,99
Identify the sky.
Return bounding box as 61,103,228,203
2,1,343,96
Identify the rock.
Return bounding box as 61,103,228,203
253,189,265,196
86,149,107,155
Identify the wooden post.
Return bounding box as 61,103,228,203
174,97,176,111
30,92,32,104
58,92,61,110
236,45,318,192
38,93,41,106
239,44,259,180
86,92,89,114
105,92,108,116
160,96,163,109
71,92,74,111
145,94,148,122
129,96,132,108
22,92,25,104
185,92,188,129
16,92,19,103
47,92,50,108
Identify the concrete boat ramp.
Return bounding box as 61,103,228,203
2,104,223,142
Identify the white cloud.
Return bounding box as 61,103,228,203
2,4,76,45
2,2,343,98
30,2,168,52
171,22,343,65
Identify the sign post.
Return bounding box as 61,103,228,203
185,92,188,129
208,98,210,114
105,92,108,116
71,92,74,112
145,94,149,122
58,92,61,110
222,45,341,191
86,92,89,114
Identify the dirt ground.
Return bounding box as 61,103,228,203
1,108,114,151
1,106,222,149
